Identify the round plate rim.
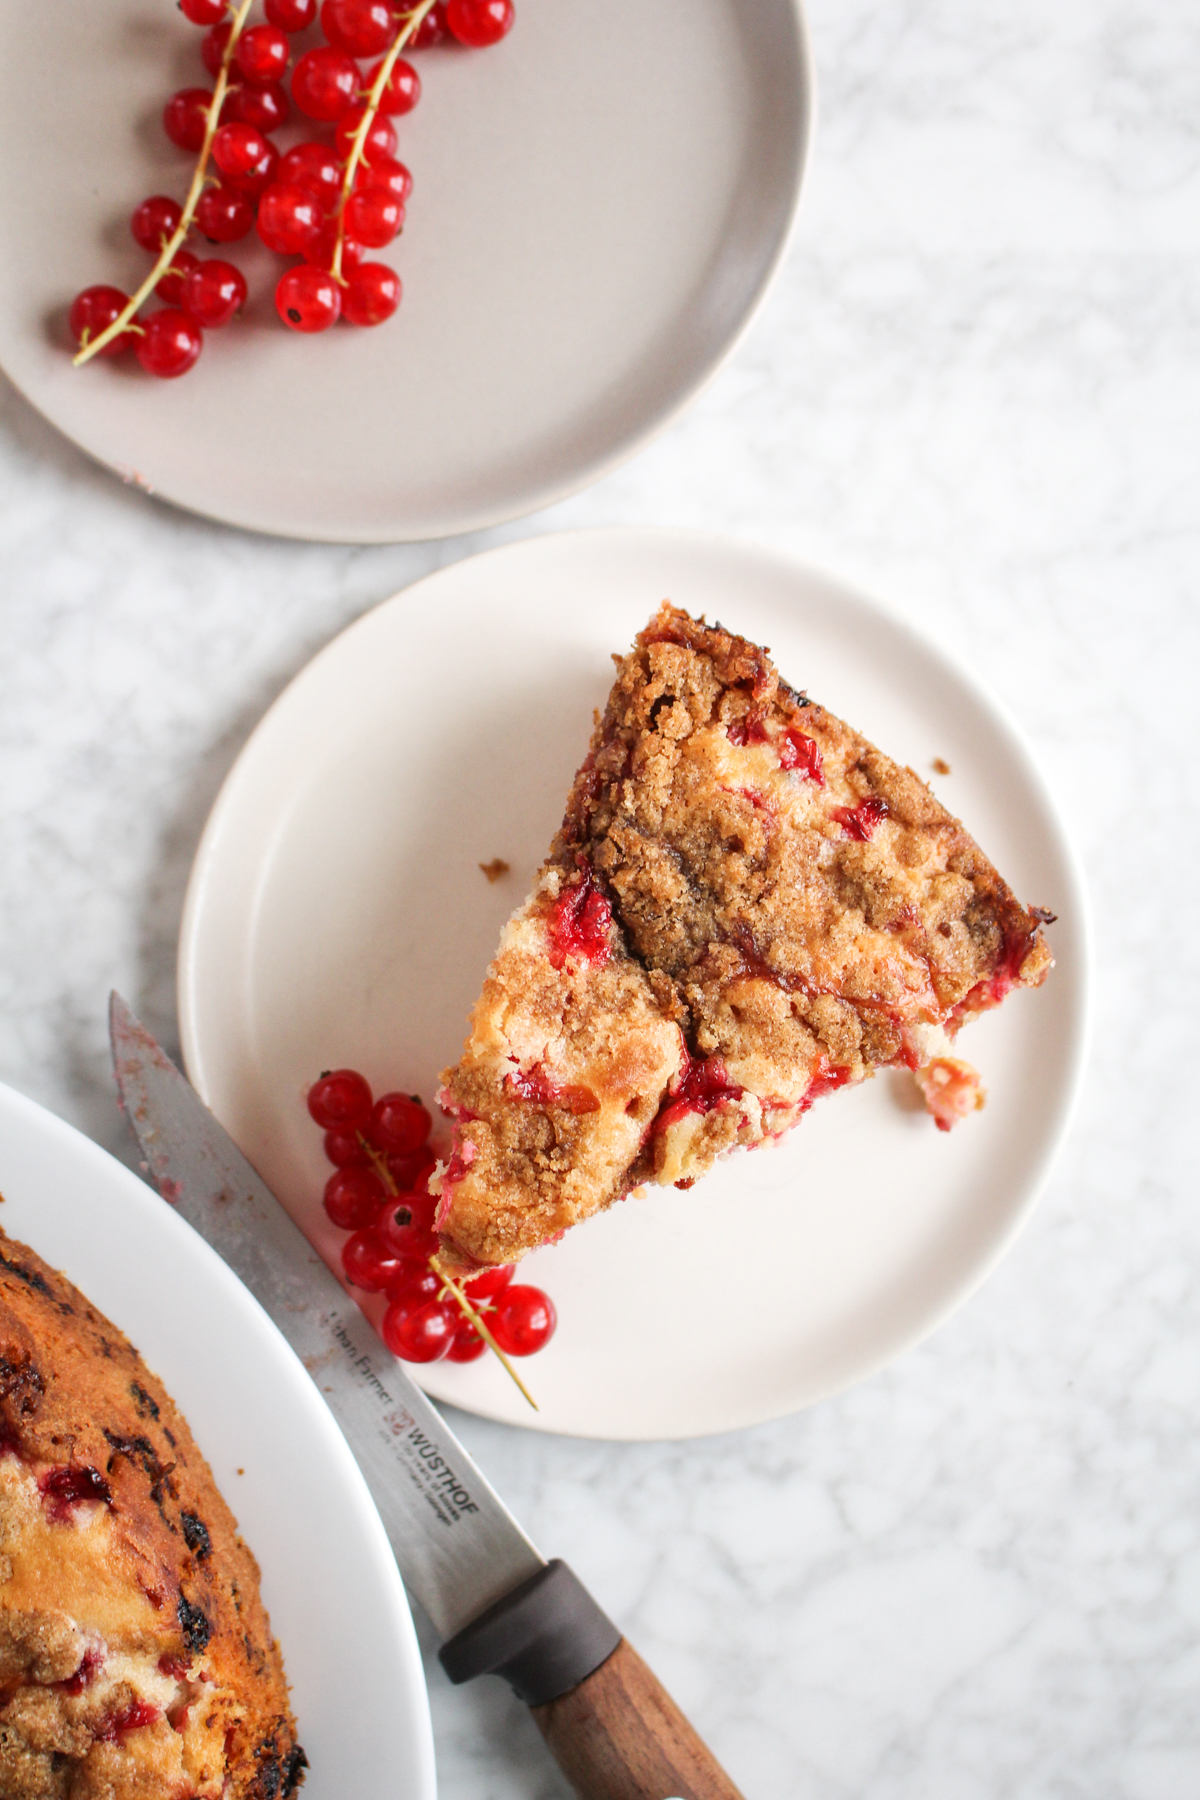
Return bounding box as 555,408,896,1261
0,0,813,546
177,525,1092,1439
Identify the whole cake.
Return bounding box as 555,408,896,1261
0,1228,306,1800
434,604,1053,1268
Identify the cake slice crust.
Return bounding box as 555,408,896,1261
435,605,1052,1268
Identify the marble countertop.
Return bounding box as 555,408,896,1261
3,0,1198,1794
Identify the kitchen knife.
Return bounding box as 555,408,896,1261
109,993,743,1800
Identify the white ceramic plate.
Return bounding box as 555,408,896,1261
0,1080,436,1798
0,0,810,542
178,528,1090,1440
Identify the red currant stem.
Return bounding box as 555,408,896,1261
358,1130,400,1193
331,0,436,282
79,321,146,352
355,1118,536,1407
72,0,256,366
431,1256,540,1411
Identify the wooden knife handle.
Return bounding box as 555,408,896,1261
531,1637,745,1800
439,1561,743,1800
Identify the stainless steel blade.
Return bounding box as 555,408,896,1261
109,992,543,1639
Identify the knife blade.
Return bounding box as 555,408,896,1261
109,992,745,1800
110,990,544,1639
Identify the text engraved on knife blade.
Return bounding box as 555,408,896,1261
322,1311,484,1528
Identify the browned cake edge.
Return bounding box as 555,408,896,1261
0,1227,305,1800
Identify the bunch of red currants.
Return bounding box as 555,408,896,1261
69,0,515,378
306,1067,556,1367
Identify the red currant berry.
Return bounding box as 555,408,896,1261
384,1264,442,1307
334,108,397,165
386,1145,436,1190
396,1191,440,1235
379,1191,438,1246
464,1263,514,1299
303,223,367,273
366,56,420,115
307,1069,373,1130
367,1093,431,1155
323,1126,368,1166
341,1227,403,1291
341,261,401,327
180,0,227,24
278,142,343,212
292,46,360,121
324,1165,387,1230
380,1219,439,1264
409,3,447,48
212,121,270,179
276,264,342,331
201,21,234,76
223,79,290,132
156,248,200,305
195,183,255,241
446,0,514,47
182,258,247,326
320,0,397,57
258,181,323,253
226,140,280,197
69,287,135,358
488,1285,556,1356
265,0,316,28
131,195,183,254
381,1298,454,1362
136,309,203,379
345,187,403,248
446,1319,487,1363
235,24,290,86
163,88,213,152
355,155,412,202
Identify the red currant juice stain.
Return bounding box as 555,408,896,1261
547,861,612,970
38,1464,113,1523
831,796,889,840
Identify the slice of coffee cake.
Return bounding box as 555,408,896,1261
434,604,1053,1269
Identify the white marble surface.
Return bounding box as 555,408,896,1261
2,0,1199,1794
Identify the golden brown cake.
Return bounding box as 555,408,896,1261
0,1228,305,1800
435,604,1054,1268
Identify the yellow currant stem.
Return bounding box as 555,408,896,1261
73,0,255,367
331,0,438,283
431,1257,540,1412
359,1132,400,1194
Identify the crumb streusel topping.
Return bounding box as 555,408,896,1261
435,605,1052,1267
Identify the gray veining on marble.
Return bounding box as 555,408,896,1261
3,1,1199,1794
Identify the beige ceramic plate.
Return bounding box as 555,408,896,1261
0,0,810,542
177,529,1090,1440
